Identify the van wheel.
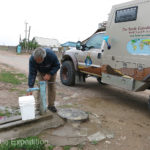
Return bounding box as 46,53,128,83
97,77,106,85
60,61,75,86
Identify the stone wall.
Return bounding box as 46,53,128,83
0,45,17,52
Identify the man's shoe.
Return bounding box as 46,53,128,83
48,106,57,113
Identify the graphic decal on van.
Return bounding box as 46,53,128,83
127,39,150,55
85,54,92,66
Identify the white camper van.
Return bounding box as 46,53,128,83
60,0,150,108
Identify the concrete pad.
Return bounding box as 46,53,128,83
51,124,87,137
0,115,21,125
0,112,64,142
41,135,87,146
0,110,39,125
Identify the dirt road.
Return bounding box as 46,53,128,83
0,50,150,150
0,50,29,74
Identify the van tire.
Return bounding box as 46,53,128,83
60,61,75,86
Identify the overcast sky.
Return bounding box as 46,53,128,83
0,0,131,46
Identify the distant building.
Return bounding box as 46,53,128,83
61,41,76,48
61,41,76,51
34,36,60,51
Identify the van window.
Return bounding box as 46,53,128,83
115,6,138,23
85,33,105,50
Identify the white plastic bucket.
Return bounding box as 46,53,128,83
19,96,35,120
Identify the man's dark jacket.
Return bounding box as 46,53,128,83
28,48,60,88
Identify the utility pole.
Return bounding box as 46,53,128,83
19,34,21,44
28,26,31,50
25,21,28,50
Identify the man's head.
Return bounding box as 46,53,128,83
33,47,46,64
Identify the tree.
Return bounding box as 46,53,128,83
19,38,39,51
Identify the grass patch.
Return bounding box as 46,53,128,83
0,108,21,117
91,140,98,145
77,144,84,150
4,109,12,117
0,110,11,117
86,111,92,115
15,73,26,78
18,90,27,96
13,111,21,116
48,145,55,150
0,71,21,85
0,136,46,150
9,88,18,92
9,88,26,96
63,145,72,150
0,70,27,85
0,112,6,117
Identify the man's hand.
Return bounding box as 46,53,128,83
43,74,51,81
27,92,33,96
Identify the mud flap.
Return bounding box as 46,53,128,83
75,73,86,84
